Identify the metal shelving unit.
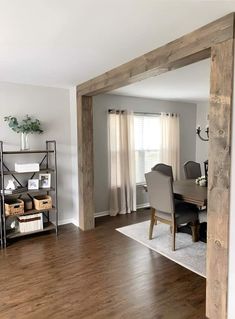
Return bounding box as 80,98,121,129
0,140,58,248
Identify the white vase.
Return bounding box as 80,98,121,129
20,133,30,150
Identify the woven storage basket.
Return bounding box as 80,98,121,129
18,213,43,233
5,199,24,216
33,195,52,210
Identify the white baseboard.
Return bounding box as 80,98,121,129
94,205,149,218
137,203,150,209
94,211,110,218
58,218,79,227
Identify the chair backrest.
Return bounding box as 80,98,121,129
184,161,201,179
151,163,174,180
145,171,174,215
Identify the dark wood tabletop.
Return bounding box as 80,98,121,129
173,179,207,207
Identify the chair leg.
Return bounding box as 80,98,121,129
191,221,199,242
172,219,176,251
149,208,156,240
170,223,178,234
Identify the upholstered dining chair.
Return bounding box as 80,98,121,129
145,171,199,251
151,163,173,180
184,161,201,179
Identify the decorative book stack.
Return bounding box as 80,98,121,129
15,163,40,173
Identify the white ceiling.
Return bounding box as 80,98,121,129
0,1,234,100
110,59,210,102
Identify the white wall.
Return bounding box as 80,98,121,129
0,82,78,225
196,101,209,169
93,93,197,215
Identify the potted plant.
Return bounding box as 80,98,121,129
4,115,43,150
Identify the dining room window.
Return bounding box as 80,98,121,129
134,114,161,184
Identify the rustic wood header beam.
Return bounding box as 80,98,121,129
77,13,234,96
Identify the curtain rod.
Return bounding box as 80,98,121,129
108,109,160,115
108,109,177,117
108,109,125,114
134,111,161,116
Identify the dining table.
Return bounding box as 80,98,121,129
173,179,207,207
143,179,208,207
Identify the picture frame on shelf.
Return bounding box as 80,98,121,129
28,179,39,190
39,173,51,189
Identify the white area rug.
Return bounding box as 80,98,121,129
116,221,206,278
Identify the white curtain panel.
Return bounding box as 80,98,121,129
160,113,180,180
108,110,136,216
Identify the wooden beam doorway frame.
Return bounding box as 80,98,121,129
76,13,235,319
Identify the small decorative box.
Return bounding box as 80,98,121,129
15,163,40,173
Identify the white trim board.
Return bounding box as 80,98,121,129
94,205,150,219
58,218,79,227
137,203,149,209
94,211,109,218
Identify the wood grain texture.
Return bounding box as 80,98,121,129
0,212,206,319
206,39,234,319
77,95,94,230
77,13,234,96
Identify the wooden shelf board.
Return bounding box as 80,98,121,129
2,168,55,175
6,207,57,217
7,222,56,239
3,150,54,155
3,188,55,197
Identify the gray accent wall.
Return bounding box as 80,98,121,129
93,94,197,214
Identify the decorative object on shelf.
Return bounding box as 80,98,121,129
195,176,207,187
39,173,51,188
5,217,18,231
1,186,28,195
6,179,17,191
21,133,29,151
33,195,52,211
28,179,39,190
4,115,43,150
15,163,39,173
10,220,17,230
23,198,33,211
5,199,24,216
196,125,209,141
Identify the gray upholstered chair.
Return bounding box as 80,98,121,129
151,163,173,180
184,161,201,179
145,171,199,251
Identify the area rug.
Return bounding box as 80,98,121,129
116,221,206,278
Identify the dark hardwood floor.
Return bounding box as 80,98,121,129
0,210,206,319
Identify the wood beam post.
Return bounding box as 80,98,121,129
207,38,234,319
77,95,94,230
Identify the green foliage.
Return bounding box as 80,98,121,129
4,115,43,134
